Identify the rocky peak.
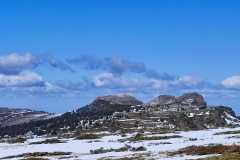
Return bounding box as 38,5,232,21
76,94,143,119
96,94,143,106
147,95,176,106
0,93,239,137
147,92,207,110
177,92,207,107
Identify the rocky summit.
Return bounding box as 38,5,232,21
88,92,239,133
76,94,143,119
0,92,239,137
96,94,143,105
147,92,207,110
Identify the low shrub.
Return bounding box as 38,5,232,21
90,145,147,154
7,137,26,144
90,146,129,154
189,138,198,141
131,133,182,141
0,152,72,160
75,133,100,140
170,145,240,156
30,138,65,145
21,158,49,160
198,153,240,160
214,130,240,135
130,146,147,152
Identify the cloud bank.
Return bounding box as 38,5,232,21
0,53,73,75
68,55,176,80
0,53,239,107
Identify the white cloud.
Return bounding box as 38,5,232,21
93,72,115,87
0,53,74,74
222,76,240,89
0,54,235,100
91,73,204,92
178,76,201,85
0,53,35,66
0,71,44,87
0,53,38,74
93,72,144,88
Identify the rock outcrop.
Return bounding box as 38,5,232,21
85,93,239,133
76,94,143,119
147,95,176,106
0,93,239,137
147,92,207,110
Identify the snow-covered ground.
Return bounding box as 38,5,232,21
1,127,240,160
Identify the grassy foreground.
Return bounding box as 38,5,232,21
199,153,240,160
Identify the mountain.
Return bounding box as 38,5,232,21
0,93,239,137
0,107,53,128
147,92,207,110
0,94,143,137
76,94,143,119
91,92,239,132
147,95,176,106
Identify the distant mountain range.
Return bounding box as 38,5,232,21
0,107,53,128
0,92,239,137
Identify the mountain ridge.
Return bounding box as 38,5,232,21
0,107,52,128
0,92,239,137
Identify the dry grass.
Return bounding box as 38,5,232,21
21,158,49,160
74,133,101,140
214,130,240,135
30,138,65,145
169,145,240,156
90,146,129,154
90,145,147,154
130,133,182,141
98,152,153,160
198,153,240,160
2,137,27,144
0,152,72,160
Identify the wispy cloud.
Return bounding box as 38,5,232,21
0,71,45,88
1,53,240,108
0,53,39,74
67,55,175,80
41,54,75,72
0,53,74,74
0,53,75,96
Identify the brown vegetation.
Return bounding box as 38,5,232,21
0,152,72,160
75,133,101,140
170,145,240,156
30,138,65,145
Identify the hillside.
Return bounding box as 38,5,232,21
0,107,52,128
0,93,239,137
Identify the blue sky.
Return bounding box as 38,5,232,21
0,0,240,113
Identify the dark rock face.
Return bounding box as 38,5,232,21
0,107,51,127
